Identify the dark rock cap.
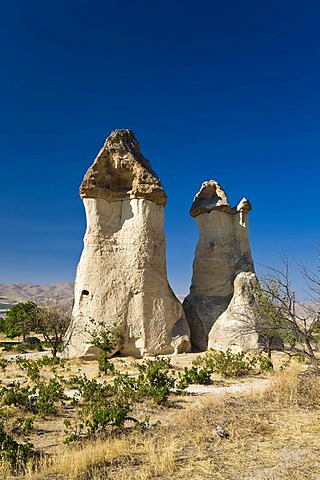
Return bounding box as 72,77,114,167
190,180,252,217
80,129,167,206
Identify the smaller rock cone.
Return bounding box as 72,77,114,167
208,272,264,352
183,180,255,351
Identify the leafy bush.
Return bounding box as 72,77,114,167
12,416,35,434
15,355,65,381
0,355,8,371
14,344,28,354
86,398,133,434
0,421,38,472
16,356,41,381
36,376,65,417
255,354,274,372
135,357,175,404
193,349,273,377
177,365,212,389
70,374,113,405
88,319,124,374
0,382,35,409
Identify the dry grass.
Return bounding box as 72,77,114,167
2,356,320,479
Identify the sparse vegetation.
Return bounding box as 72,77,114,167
0,353,319,479
0,291,319,478
193,348,274,377
256,254,320,359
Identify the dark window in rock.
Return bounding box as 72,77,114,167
81,290,89,296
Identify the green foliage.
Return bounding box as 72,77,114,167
63,419,84,444
255,354,274,372
1,302,38,340
0,375,65,417
86,398,133,434
0,355,8,371
70,373,113,404
15,355,65,381
176,365,212,389
67,374,135,442
36,376,65,417
0,382,35,409
193,349,273,377
13,415,35,434
66,357,178,443
13,344,28,353
0,421,38,472
135,357,175,404
88,319,124,374
16,356,41,381
97,351,116,375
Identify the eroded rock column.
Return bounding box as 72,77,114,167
183,180,257,351
63,130,190,358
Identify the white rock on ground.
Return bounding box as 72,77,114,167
208,271,263,352
62,129,190,359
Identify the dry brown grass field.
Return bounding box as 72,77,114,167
0,351,320,480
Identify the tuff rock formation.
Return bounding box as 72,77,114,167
207,272,263,352
63,130,191,358
183,180,259,351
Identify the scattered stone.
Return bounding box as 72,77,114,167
215,424,230,439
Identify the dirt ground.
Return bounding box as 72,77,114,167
1,350,320,479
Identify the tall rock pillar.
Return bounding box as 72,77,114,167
183,180,257,351
63,130,190,358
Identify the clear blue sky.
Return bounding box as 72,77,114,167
0,0,319,297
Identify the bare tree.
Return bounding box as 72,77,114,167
252,280,286,358
259,254,320,359
35,299,71,357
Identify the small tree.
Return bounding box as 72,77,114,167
88,319,124,373
35,300,71,357
259,254,320,359
0,302,38,341
254,279,287,358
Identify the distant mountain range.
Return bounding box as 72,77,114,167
0,283,74,308
0,283,186,310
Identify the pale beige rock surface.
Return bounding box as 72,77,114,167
63,130,190,358
183,180,255,351
208,272,263,352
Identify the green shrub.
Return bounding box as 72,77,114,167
0,382,35,409
193,349,273,378
70,374,113,405
14,344,27,354
12,416,35,434
36,376,65,417
97,351,116,375
0,355,8,371
135,357,175,404
16,357,41,381
86,399,132,434
0,421,38,472
255,354,274,372
177,365,212,389
87,319,124,374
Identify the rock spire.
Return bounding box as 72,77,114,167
183,180,259,352
63,130,190,358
